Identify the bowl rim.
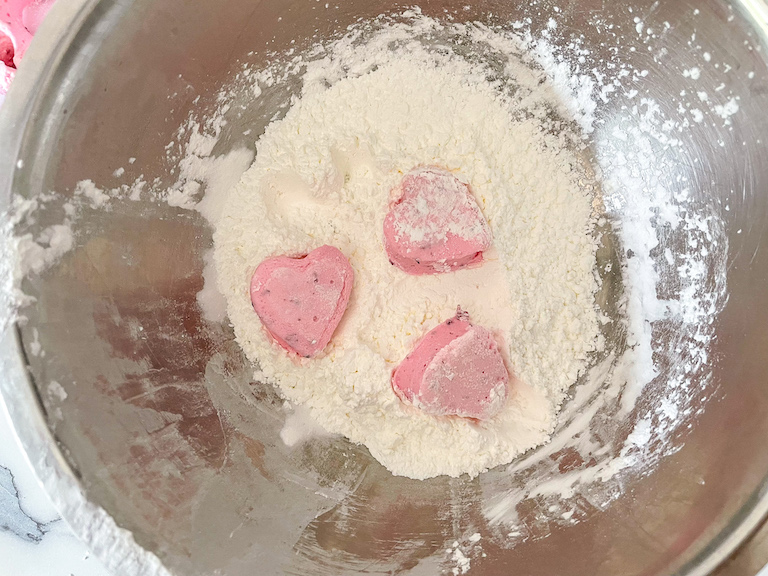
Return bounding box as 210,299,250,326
0,1,172,574
1,1,768,574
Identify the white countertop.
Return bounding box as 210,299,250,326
0,402,109,576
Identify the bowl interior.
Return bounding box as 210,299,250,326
6,0,768,575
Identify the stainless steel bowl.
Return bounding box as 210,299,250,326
2,0,768,575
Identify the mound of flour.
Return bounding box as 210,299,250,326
213,36,600,479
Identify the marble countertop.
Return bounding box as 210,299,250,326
0,403,109,576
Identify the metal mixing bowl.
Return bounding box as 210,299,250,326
2,0,768,575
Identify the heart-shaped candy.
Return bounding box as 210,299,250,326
392,308,509,420
250,245,354,358
383,167,492,275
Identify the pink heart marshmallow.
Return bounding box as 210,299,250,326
250,245,354,358
383,167,492,275
392,308,509,420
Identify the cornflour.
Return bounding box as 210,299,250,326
213,34,600,479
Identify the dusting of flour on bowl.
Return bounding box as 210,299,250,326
213,29,601,479
4,7,737,567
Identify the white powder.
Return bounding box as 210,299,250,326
0,214,29,332
16,223,74,276
471,11,731,534
450,546,470,575
29,328,43,356
74,179,110,208
683,67,701,80
213,30,600,479
715,97,740,124
3,5,736,563
390,167,491,246
47,380,68,402
279,404,332,447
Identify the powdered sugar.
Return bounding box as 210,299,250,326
213,19,601,479
467,10,731,536
16,224,74,276
74,179,110,208
390,168,490,246
1,4,738,568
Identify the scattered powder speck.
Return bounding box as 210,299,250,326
450,547,470,576
691,109,704,123
74,179,110,208
683,67,702,80
128,181,145,202
29,327,42,356
17,223,74,276
47,380,68,402
715,97,740,124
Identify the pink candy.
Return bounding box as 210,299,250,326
248,168,507,421
383,167,492,275
250,245,354,358
382,168,507,419
0,34,13,68
392,309,509,421
1,0,56,96
1,0,55,64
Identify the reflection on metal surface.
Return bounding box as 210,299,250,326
741,0,768,32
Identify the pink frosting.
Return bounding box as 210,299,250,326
392,309,509,420
383,167,492,275
250,245,354,358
